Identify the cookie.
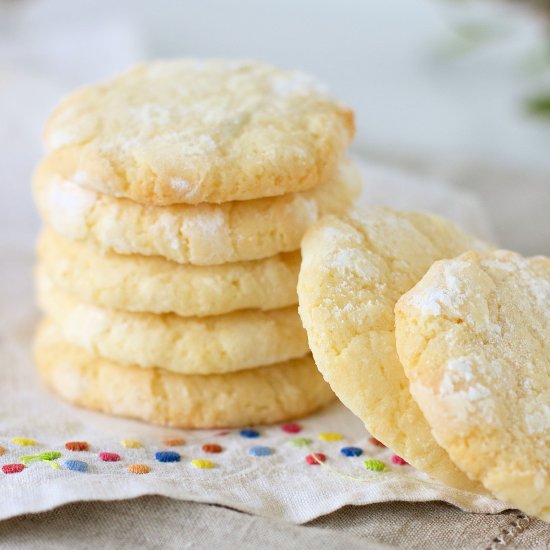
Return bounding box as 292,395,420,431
395,250,550,520
298,207,491,492
37,278,309,374
34,321,334,428
34,158,360,265
37,229,300,317
43,59,354,206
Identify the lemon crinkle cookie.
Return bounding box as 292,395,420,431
34,321,335,428
298,206,491,492
37,229,300,317
395,250,550,521
37,280,309,375
33,159,360,265
43,59,354,205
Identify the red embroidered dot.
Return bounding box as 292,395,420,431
369,437,385,448
281,423,302,434
202,443,223,454
2,464,25,474
216,430,230,436
391,455,408,466
99,452,120,462
305,453,327,465
65,441,89,452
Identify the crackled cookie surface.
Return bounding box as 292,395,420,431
395,250,550,520
34,159,359,265
37,279,309,375
298,207,490,492
34,321,334,428
43,59,354,205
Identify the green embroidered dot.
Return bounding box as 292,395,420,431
363,459,386,472
12,437,37,447
20,451,61,463
191,459,213,469
318,432,343,442
287,437,312,448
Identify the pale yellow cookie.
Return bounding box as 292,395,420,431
43,59,354,206
37,229,300,317
395,250,550,521
33,159,360,265
37,278,309,374
34,321,334,428
298,207,491,492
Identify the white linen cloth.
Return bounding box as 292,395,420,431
0,162,507,523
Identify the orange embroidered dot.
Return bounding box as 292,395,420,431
128,463,150,474
120,439,142,449
65,441,89,452
368,437,385,448
191,459,213,469
202,443,223,454
163,438,186,447
318,432,343,442
0,445,5,456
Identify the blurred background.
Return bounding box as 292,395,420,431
1,0,549,254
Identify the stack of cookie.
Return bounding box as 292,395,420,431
299,206,549,521
32,60,358,428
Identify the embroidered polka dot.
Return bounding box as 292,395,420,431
163,438,186,447
155,451,181,463
391,455,408,466
363,459,386,472
239,429,260,438
202,444,223,454
318,432,342,442
99,452,120,462
128,463,150,474
305,453,327,465
340,447,363,457
20,451,61,464
0,445,5,456
64,459,88,473
368,437,385,448
120,439,142,449
216,430,230,436
288,437,312,448
248,446,273,457
192,459,213,469
2,464,25,474
281,423,302,434
65,441,89,452
11,437,37,447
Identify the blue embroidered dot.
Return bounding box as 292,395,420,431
239,429,260,438
340,446,363,457
155,451,181,463
64,459,88,472
248,446,273,457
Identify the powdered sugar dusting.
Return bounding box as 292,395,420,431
47,180,96,238
171,178,192,192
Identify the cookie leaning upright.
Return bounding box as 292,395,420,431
395,250,550,521
298,206,491,492
42,59,355,205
